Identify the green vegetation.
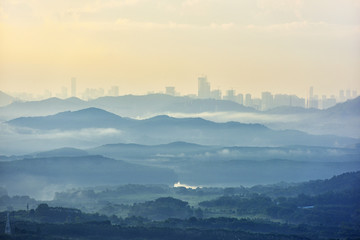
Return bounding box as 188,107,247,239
1,172,359,239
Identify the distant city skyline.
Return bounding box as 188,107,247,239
0,1,359,100
3,76,358,111
1,75,359,101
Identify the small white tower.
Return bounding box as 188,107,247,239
5,212,11,235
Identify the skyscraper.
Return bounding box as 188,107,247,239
308,86,314,108
224,89,236,102
261,92,273,110
346,89,351,100
236,93,243,105
210,89,222,100
198,76,210,99
71,77,77,97
339,90,345,102
309,86,314,100
245,94,252,107
108,86,119,96
352,90,358,98
165,86,176,96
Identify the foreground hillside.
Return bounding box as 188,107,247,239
1,172,359,240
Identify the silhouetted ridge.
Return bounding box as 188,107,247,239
62,107,120,118
161,141,204,148
6,108,357,147
0,90,15,107
265,106,320,114
35,147,89,157
0,155,177,187
7,107,133,130
324,96,360,116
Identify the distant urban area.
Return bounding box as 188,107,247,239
7,76,358,111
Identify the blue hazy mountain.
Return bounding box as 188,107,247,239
35,147,89,158
0,94,255,120
88,141,217,159
3,94,359,120
1,95,359,139
0,97,88,120
0,91,15,107
7,107,135,130
265,106,321,114
0,155,177,198
88,142,360,162
87,142,360,186
322,96,360,116
90,94,256,115
261,97,360,138
2,142,360,197
18,142,360,164
6,107,358,147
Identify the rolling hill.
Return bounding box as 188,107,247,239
6,107,358,148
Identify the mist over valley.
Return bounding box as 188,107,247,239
0,95,359,239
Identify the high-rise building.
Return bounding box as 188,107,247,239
108,86,119,96
307,86,320,109
165,86,176,96
62,87,68,98
309,86,314,100
245,94,252,107
274,94,290,108
224,89,236,102
321,95,336,109
352,90,358,98
82,88,104,100
71,77,77,97
261,92,273,110
251,98,261,110
210,89,222,100
198,76,211,99
339,90,345,102
346,89,351,100
236,93,243,105
309,95,319,109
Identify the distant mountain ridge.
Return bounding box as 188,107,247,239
7,107,134,130
0,91,15,107
323,96,360,116
6,107,264,131
1,94,359,120
6,107,358,147
0,94,256,120
0,155,177,198
1,94,359,138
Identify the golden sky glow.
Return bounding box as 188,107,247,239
0,0,359,98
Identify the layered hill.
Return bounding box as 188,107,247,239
6,108,357,147
0,155,177,198
0,94,255,120
1,95,359,138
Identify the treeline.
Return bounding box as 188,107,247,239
1,194,360,240
199,190,360,227
53,171,360,205
0,208,351,240
0,221,313,240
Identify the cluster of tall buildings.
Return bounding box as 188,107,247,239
9,76,358,110
188,76,358,110
307,86,357,110
195,76,307,110
56,78,120,100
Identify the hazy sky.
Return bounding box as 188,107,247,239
1,0,359,98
